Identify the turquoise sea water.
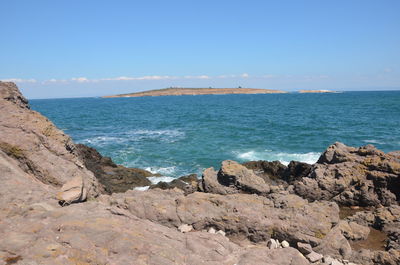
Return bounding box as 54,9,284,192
30,91,400,179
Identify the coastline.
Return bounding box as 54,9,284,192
1,81,399,265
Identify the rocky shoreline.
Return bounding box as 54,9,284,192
0,81,399,264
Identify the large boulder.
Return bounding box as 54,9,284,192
56,175,87,206
294,142,400,207
201,160,270,195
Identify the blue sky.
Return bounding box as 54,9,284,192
1,0,399,98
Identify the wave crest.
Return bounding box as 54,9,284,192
235,150,320,165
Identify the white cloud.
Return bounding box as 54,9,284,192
71,77,89,83
1,78,37,83
4,73,255,84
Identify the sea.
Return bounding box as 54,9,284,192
30,91,400,181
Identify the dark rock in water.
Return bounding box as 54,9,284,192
76,144,153,193
150,174,199,195
286,161,312,183
242,160,287,183
243,160,312,185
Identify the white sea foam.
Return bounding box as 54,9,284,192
81,136,124,146
144,166,177,176
81,129,185,146
362,139,385,145
235,150,320,165
148,176,176,184
126,129,185,143
134,186,150,191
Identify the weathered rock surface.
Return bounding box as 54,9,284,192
0,81,102,202
293,142,400,207
108,189,340,248
150,173,199,194
76,143,156,193
201,160,270,195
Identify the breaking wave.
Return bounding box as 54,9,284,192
234,150,320,165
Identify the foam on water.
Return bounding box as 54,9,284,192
144,166,177,176
362,139,386,145
235,150,320,165
81,129,185,147
148,176,176,184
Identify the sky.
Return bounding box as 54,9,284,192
0,0,399,99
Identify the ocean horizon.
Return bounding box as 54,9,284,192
30,91,400,181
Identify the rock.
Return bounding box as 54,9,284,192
178,224,193,233
56,175,87,206
242,160,288,184
337,220,370,241
297,242,313,255
218,160,270,194
281,240,290,248
331,260,344,265
0,82,102,202
323,256,334,263
201,167,238,194
216,230,226,236
306,251,323,262
294,142,400,207
314,225,352,259
267,239,279,249
236,247,310,265
76,144,154,193
0,81,29,108
150,174,199,195
208,227,216,234
286,161,313,183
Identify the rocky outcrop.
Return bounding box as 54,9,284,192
0,81,102,203
1,82,400,264
0,81,29,108
293,142,400,207
75,144,156,193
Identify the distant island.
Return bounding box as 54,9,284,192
298,89,339,93
103,87,287,98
